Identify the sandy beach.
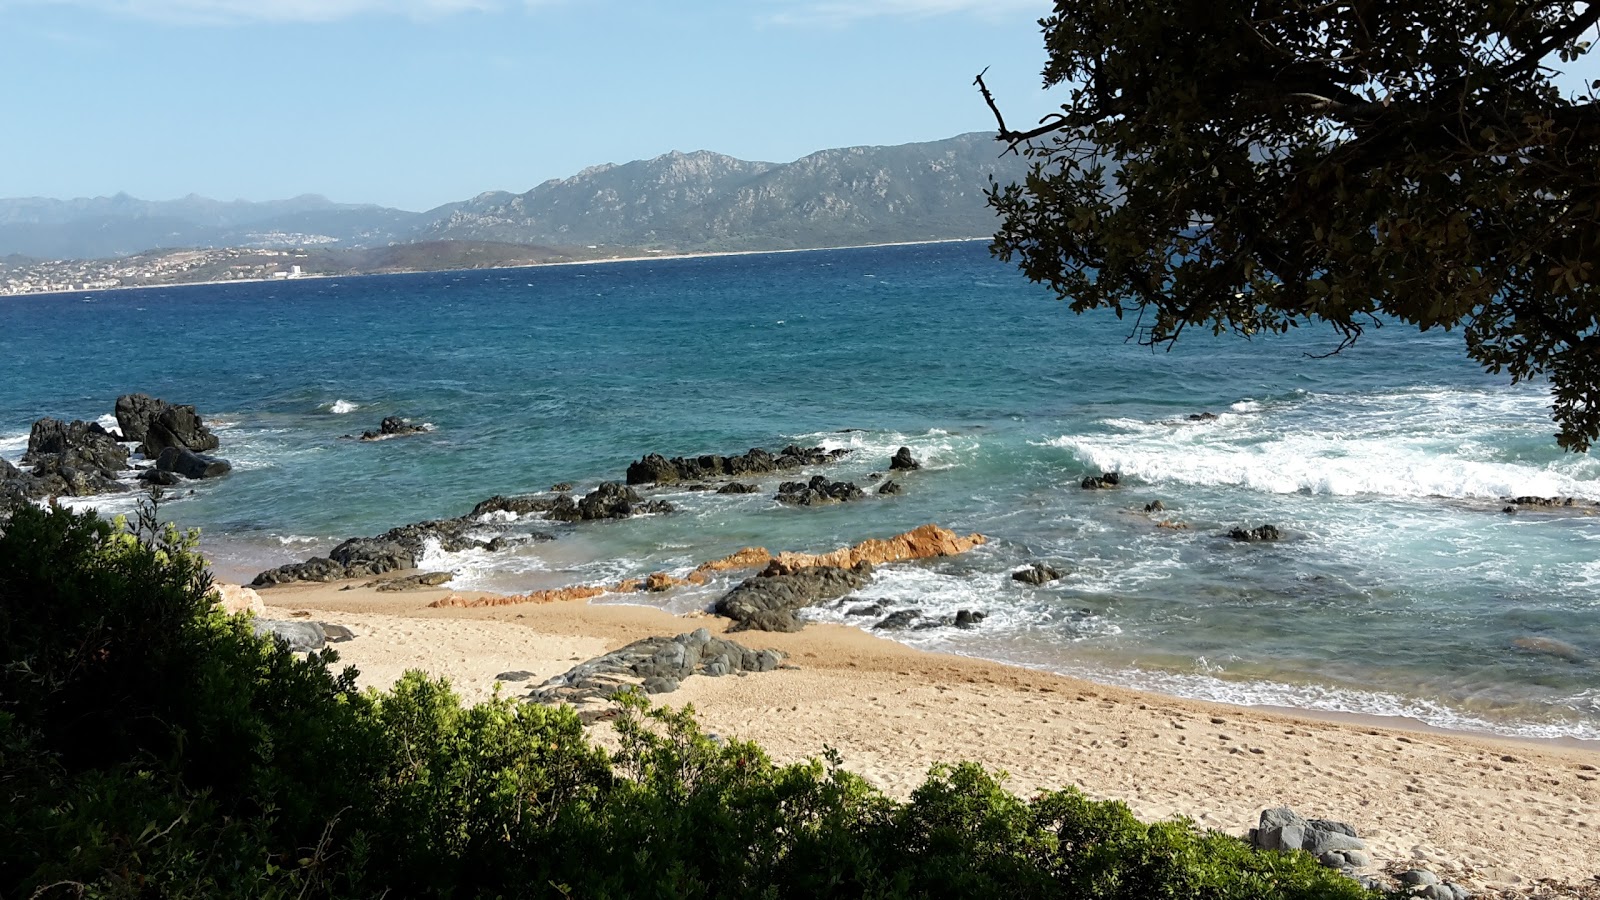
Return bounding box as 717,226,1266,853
255,577,1600,898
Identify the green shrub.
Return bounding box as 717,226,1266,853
0,504,1382,899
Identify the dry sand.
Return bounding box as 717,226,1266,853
259,578,1600,897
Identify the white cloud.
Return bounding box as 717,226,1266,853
5,0,531,25
766,0,1047,26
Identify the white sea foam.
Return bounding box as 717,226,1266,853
798,427,980,473
1047,386,1600,501
0,430,27,461
325,399,359,414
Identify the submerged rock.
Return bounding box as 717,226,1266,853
1081,472,1121,490
1011,563,1063,585
360,415,429,441
877,480,902,495
1228,524,1282,542
775,475,865,506
889,446,921,471
716,481,760,494
626,444,851,486
1510,636,1584,662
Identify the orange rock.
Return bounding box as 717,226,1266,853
693,546,773,573
643,572,681,592
213,582,265,616
427,584,608,609
768,524,986,574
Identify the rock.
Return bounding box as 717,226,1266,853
1229,524,1282,542
213,583,264,616
550,482,573,492
547,481,674,522
367,571,455,592
1400,870,1441,887
1145,500,1165,513
954,609,986,628
322,624,356,642
471,494,560,517
1505,495,1596,508
626,444,851,486
1303,828,1366,855
1317,851,1348,869
20,419,131,497
845,602,888,617
717,482,760,494
877,479,902,495
137,468,183,486
889,446,921,471
1081,472,1120,489
1342,850,1372,867
873,609,921,630
115,395,220,459
252,619,326,652
154,446,232,479
775,475,865,506
713,562,874,632
496,670,535,682
1252,808,1365,856
1188,412,1219,421
360,415,429,441
764,524,987,574
1012,563,1063,585
643,572,677,593
531,628,785,706
1510,636,1584,662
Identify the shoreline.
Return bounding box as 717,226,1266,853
253,576,1600,894
0,237,988,300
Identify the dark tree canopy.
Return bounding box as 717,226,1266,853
984,1,1600,449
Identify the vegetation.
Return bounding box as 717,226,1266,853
1,503,1376,898
984,1,1600,449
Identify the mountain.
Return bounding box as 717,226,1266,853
418,133,1028,252
0,194,423,259
0,133,1033,261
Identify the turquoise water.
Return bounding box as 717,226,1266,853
2,241,1596,739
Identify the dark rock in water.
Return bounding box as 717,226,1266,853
776,475,865,506
954,609,987,628
1012,563,1063,585
252,619,327,652
22,418,130,497
138,468,183,486
550,482,573,492
547,481,674,522
1145,500,1165,513
115,395,221,459
877,480,902,495
1228,524,1282,542
626,444,851,486
484,533,554,552
867,472,883,481
873,609,921,630
714,562,874,632
889,446,921,471
27,456,127,498
154,446,232,479
471,494,560,517
1081,471,1121,490
687,483,716,491
1505,495,1597,509
717,481,760,495
531,628,784,706
846,602,888,617
1188,412,1219,421
360,415,429,441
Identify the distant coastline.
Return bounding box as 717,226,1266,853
0,236,990,299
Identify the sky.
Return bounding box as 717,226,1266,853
0,0,1063,210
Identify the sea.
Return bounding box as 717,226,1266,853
2,240,1597,741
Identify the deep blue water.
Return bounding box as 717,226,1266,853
2,241,1596,738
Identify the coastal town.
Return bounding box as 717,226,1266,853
0,247,315,296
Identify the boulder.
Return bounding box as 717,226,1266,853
360,415,429,441
531,628,785,710
115,395,220,459
546,482,674,522
114,393,165,444
877,479,902,495
1250,808,1365,856
954,609,987,628
23,418,130,485
154,446,232,479
1081,472,1121,490
550,482,574,492
626,444,851,486
213,583,264,616
1229,524,1283,542
714,562,874,632
1145,500,1165,513
138,468,182,486
1188,412,1219,421
1012,562,1063,586
873,609,921,630
889,446,921,471
252,620,327,652
776,475,865,506
717,481,760,494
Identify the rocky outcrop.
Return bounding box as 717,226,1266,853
877,480,902,495
626,444,851,486
1187,412,1219,421
360,415,429,441
872,608,987,631
889,446,921,471
713,562,874,632
1228,524,1282,542
1504,495,1599,509
15,418,130,497
716,482,760,494
365,571,454,592
764,524,987,574
546,482,674,522
430,585,608,609
154,446,232,479
531,628,784,708
252,514,486,586
114,394,220,458
1011,563,1063,585
1081,472,1121,490
470,494,561,517
775,475,865,506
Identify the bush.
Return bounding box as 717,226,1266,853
0,504,1380,899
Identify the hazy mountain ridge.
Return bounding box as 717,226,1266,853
0,133,1029,260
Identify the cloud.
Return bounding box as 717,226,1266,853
766,0,1047,26
4,0,531,25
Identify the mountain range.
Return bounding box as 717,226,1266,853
0,133,1028,261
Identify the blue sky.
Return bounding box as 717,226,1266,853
0,0,1060,210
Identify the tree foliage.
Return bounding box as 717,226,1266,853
984,0,1600,448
